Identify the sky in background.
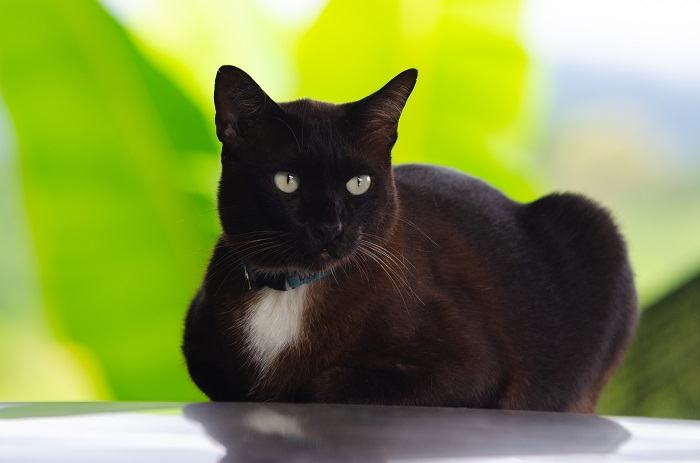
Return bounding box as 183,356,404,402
523,0,700,302
523,0,700,89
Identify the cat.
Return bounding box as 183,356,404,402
182,66,638,411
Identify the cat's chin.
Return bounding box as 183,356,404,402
256,250,351,275
244,258,329,275
299,254,344,273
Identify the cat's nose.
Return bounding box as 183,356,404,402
313,222,343,244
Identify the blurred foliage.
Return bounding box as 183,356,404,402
297,0,536,200
599,271,700,419
0,402,178,419
0,0,532,401
0,1,216,399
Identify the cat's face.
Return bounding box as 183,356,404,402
214,66,416,272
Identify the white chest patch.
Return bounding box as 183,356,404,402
241,286,308,376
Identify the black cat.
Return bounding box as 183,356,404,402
182,66,638,411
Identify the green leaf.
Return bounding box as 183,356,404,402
0,1,216,399
598,272,700,419
296,0,537,201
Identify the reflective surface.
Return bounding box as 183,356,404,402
1,402,699,462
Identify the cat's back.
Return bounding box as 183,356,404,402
393,163,635,303
394,162,638,410
394,163,516,216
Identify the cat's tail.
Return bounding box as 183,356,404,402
519,192,639,410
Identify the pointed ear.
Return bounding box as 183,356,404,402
214,66,279,145
351,68,417,144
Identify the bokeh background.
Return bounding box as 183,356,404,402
1,0,698,417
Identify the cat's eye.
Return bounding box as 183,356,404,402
346,175,371,195
274,171,299,193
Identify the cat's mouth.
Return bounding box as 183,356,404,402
306,249,341,270
227,231,358,275
302,243,356,273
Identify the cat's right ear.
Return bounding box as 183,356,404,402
214,66,278,146
348,69,418,148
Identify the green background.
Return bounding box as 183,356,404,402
0,0,698,417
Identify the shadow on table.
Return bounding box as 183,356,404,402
184,402,630,462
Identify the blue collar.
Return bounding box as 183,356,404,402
244,265,329,291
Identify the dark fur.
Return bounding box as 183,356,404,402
183,66,638,411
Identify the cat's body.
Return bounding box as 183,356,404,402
183,67,638,411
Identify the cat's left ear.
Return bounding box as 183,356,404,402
350,68,418,145
214,65,280,146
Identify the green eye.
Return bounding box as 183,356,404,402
274,171,299,193
346,175,371,195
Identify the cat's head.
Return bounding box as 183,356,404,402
214,66,416,272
